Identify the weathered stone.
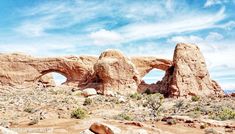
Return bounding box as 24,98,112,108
154,43,224,97
80,129,95,134
0,53,97,87
82,88,97,97
89,122,121,134
94,49,140,95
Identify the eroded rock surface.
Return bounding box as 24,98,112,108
0,43,224,97
94,50,140,94
154,43,224,97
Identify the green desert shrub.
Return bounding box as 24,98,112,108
217,107,235,120
71,108,87,119
130,93,142,100
117,113,133,121
191,96,200,102
174,100,184,112
24,107,34,113
83,98,92,106
144,93,164,118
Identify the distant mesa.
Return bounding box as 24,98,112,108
0,43,224,97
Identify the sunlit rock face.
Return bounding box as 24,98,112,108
0,43,224,97
153,43,224,97
94,49,140,95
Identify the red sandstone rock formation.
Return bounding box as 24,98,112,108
0,43,224,97
94,49,140,94
0,53,97,87
153,43,224,97
130,57,172,78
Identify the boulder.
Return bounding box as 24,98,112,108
89,122,121,134
80,129,95,134
94,50,140,95
82,88,97,97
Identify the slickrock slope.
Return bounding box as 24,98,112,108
0,43,224,97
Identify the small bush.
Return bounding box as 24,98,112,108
117,113,133,121
24,108,34,113
191,96,200,102
71,108,87,119
130,93,142,100
83,98,92,106
144,93,164,118
174,100,184,112
217,107,235,120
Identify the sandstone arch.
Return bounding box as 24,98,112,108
130,57,173,79
0,53,97,87
0,43,224,97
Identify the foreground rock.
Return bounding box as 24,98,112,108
82,88,97,97
89,122,121,134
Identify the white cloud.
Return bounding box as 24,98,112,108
89,29,123,45
204,0,229,7
205,32,224,41
118,7,225,42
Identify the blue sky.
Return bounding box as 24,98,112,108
0,0,235,90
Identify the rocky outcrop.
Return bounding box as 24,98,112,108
0,43,224,97
0,53,97,87
154,43,224,97
94,50,140,94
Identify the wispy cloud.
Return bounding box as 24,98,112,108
118,7,225,42
204,0,230,7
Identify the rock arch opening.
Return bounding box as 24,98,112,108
38,70,68,87
138,68,165,93
51,72,67,86
142,69,165,84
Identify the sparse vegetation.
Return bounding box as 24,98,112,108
116,113,133,121
211,107,235,121
191,96,200,102
83,98,92,106
174,100,184,112
24,107,34,113
187,106,202,118
130,92,142,100
143,93,164,118
71,108,87,119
